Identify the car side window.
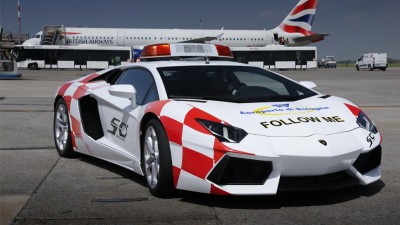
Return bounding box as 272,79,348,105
115,68,159,105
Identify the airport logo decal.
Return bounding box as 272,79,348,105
240,104,330,116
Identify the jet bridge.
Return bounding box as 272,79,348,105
40,25,66,45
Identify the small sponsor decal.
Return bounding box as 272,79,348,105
260,116,344,129
108,118,128,141
240,104,330,116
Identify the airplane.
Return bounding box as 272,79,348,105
22,0,328,48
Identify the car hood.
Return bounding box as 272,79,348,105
186,96,359,137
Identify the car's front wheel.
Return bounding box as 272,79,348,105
54,98,74,157
142,119,174,197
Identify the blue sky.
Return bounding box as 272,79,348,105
1,0,399,60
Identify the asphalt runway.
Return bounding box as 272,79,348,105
1,67,399,225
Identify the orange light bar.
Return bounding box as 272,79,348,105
215,45,233,58
141,44,171,58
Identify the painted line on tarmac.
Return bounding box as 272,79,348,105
0,147,55,150
360,105,400,109
0,109,52,112
91,197,149,203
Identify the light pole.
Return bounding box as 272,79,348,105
18,0,21,45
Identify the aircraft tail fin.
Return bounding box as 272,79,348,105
278,0,318,36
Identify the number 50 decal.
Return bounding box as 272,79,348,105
366,133,375,147
108,118,129,140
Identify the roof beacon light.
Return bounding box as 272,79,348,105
215,45,233,57
140,43,233,60
141,44,171,58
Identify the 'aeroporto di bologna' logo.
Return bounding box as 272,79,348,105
240,104,330,116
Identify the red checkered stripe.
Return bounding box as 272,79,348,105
344,103,360,118
146,100,252,195
57,73,101,150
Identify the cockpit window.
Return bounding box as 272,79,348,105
157,65,317,103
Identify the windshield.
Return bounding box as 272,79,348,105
326,56,335,61
157,66,317,103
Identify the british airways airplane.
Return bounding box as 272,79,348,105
23,0,327,48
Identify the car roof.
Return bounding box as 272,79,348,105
119,60,254,70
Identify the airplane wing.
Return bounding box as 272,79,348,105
292,33,329,46
179,33,224,44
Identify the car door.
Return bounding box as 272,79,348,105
358,56,366,69
97,67,159,163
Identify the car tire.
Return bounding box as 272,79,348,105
142,119,174,197
356,65,359,71
368,65,372,71
382,68,386,71
54,98,75,157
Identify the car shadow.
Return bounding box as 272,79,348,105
78,153,147,187
74,153,385,207
179,180,385,209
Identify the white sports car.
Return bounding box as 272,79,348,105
54,44,382,196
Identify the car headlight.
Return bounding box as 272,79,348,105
357,111,378,134
196,119,247,143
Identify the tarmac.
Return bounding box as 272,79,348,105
0,67,399,225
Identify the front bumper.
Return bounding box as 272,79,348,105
206,145,381,194
171,127,382,195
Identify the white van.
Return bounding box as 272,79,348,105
356,53,388,71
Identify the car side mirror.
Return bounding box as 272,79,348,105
299,81,317,89
108,84,137,108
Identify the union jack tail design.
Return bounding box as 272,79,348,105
279,0,318,36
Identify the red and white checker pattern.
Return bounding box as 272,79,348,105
146,100,253,195
58,73,254,195
57,73,103,149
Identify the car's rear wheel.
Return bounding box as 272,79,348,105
356,65,360,71
54,98,74,157
142,119,174,197
368,64,372,71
